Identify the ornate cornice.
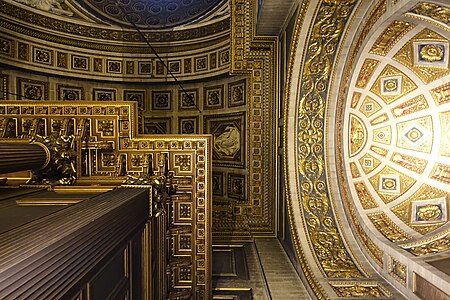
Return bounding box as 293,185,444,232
295,0,362,279
226,0,276,236
0,1,230,44
0,19,229,54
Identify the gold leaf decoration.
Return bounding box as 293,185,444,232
370,113,388,125
350,162,361,178
388,257,407,285
430,163,450,184
391,94,429,118
396,115,433,153
393,29,450,84
369,166,416,204
431,82,450,105
391,185,448,235
401,232,450,256
359,96,382,118
358,153,382,175
439,111,450,157
409,3,450,27
370,145,388,157
351,92,362,108
372,125,392,145
370,20,415,56
370,65,418,104
297,0,362,278
356,59,380,88
355,182,378,209
390,152,427,174
331,282,389,298
420,44,444,62
349,114,367,157
367,212,412,242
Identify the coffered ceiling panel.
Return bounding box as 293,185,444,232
343,23,450,243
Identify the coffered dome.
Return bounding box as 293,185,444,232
343,23,450,246
75,0,225,28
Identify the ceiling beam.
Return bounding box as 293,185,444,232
256,0,298,36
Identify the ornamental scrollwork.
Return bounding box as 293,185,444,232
409,3,450,27
297,0,362,278
121,153,176,218
402,232,450,256
28,133,77,185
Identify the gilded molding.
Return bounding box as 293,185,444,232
356,59,380,88
0,18,228,53
283,0,333,298
369,20,415,56
411,235,450,255
369,64,418,104
228,0,276,235
390,151,427,174
407,3,450,29
352,209,384,267
400,229,450,256
332,0,450,297
431,82,450,105
430,163,450,184
333,0,387,272
388,257,407,285
391,184,448,235
0,33,231,81
330,281,391,298
367,212,411,242
295,0,364,278
0,1,230,43
391,94,429,118
393,29,450,84
368,166,416,204
355,182,378,209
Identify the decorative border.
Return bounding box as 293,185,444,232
335,0,388,275
0,1,229,43
283,0,391,298
0,32,230,81
230,0,276,235
294,0,362,278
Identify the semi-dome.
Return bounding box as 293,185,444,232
76,0,225,28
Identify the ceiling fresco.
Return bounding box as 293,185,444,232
343,21,450,244
74,0,225,28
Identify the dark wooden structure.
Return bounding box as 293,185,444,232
0,187,151,299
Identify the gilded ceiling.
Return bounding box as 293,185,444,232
285,0,450,298
343,15,450,249
0,0,277,239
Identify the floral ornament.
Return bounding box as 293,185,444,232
420,44,444,62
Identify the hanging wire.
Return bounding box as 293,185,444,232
114,1,202,114
2,5,202,112
0,90,31,100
